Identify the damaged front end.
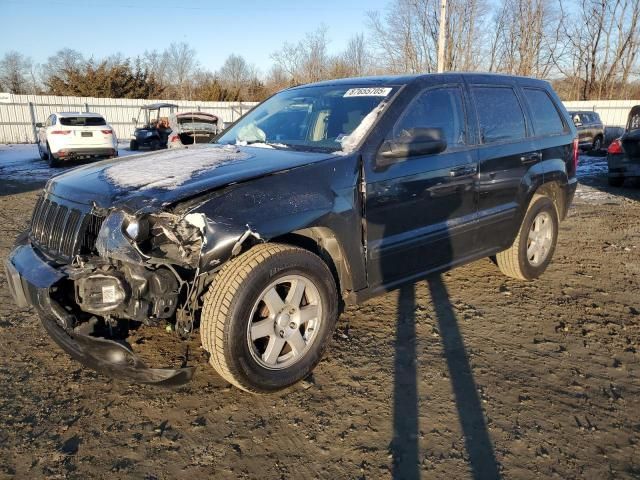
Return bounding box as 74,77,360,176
5,197,261,386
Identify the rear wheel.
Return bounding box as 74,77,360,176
38,142,48,160
200,243,339,393
149,139,160,150
496,195,558,280
47,144,60,167
592,135,603,152
608,176,624,187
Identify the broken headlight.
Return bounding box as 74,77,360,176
123,216,149,242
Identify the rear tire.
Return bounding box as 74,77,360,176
38,142,48,160
200,243,339,393
149,139,160,150
608,176,624,187
592,135,603,152
47,144,60,167
496,195,559,281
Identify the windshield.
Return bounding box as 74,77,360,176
216,85,398,152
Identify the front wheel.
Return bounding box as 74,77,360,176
129,140,139,151
201,243,339,393
496,195,559,280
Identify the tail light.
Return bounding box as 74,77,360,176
58,150,67,157
50,130,71,135
572,137,579,171
607,138,623,154
101,129,113,135
169,135,179,143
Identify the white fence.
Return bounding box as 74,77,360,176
0,92,638,144
0,92,258,144
561,100,638,128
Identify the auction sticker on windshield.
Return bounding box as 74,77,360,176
344,87,392,97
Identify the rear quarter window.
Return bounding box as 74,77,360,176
522,88,566,136
472,86,526,144
59,116,106,126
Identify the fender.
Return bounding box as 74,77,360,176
187,155,368,293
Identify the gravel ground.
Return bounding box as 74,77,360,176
0,149,639,479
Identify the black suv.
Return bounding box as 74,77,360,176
5,73,578,392
569,110,605,151
607,104,640,186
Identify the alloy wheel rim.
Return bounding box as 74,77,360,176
247,274,323,370
527,211,553,267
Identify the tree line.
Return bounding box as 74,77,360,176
1,0,639,101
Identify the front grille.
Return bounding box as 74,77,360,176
30,196,104,261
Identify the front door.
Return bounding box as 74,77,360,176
365,85,478,289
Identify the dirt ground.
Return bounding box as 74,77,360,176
0,157,639,479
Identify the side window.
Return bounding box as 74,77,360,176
472,86,526,144
522,88,565,136
392,86,467,149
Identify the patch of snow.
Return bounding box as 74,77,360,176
337,102,387,155
577,153,608,178
235,141,289,149
574,183,620,203
0,142,139,184
103,145,250,191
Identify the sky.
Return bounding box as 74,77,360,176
0,0,390,74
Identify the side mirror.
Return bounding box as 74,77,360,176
35,122,43,128
376,127,447,168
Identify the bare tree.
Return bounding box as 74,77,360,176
271,26,330,84
366,0,489,73
164,42,199,98
341,33,371,76
0,51,37,94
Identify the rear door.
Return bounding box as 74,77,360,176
470,82,539,253
365,83,478,288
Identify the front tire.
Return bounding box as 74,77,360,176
129,140,139,151
201,243,339,393
496,195,559,280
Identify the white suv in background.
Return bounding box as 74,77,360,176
36,112,118,167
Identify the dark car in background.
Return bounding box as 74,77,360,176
569,110,605,151
5,73,578,393
607,105,640,186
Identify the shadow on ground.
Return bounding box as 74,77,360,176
391,277,501,480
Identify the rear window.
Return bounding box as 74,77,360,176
59,116,106,126
472,86,526,144
522,88,565,136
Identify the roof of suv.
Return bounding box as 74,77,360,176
55,112,105,118
295,72,551,89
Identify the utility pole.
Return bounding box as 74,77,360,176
437,0,447,73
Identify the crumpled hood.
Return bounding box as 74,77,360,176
45,144,338,211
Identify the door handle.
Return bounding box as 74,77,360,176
520,152,542,164
449,165,477,177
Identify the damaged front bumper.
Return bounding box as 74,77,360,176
4,241,195,386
